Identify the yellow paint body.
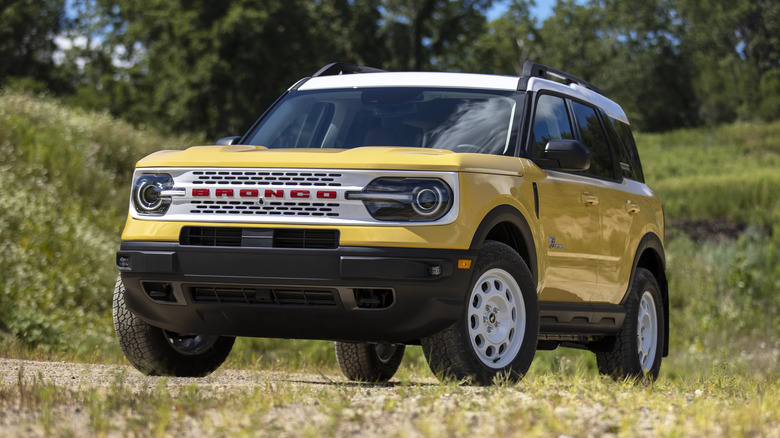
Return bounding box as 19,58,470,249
123,145,663,305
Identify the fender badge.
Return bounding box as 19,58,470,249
548,236,564,249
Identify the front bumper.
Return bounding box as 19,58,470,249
117,241,477,343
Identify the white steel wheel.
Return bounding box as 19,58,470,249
595,267,665,381
421,241,538,385
467,268,526,368
637,291,659,371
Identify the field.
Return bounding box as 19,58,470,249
1,90,779,436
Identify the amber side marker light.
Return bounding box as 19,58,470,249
458,259,472,269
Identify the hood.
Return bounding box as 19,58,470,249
136,145,528,176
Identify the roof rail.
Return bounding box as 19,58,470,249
312,62,386,77
520,61,605,95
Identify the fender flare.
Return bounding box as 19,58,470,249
468,205,538,285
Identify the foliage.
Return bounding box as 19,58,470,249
0,0,69,92
0,90,199,354
65,0,496,139
637,120,780,227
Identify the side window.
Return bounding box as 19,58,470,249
600,111,644,182
571,101,614,179
600,111,634,180
532,94,573,156
613,119,645,182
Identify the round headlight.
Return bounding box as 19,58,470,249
132,174,174,215
347,177,453,221
136,181,164,211
412,186,445,217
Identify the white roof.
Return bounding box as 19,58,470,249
294,71,629,124
296,72,520,91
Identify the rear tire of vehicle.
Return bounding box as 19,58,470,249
334,342,405,383
421,241,539,385
596,268,665,381
113,276,235,377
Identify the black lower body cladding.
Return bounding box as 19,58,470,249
117,241,478,344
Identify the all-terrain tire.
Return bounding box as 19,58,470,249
596,268,665,381
334,342,405,382
113,276,235,377
421,241,539,385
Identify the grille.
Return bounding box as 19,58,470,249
180,227,339,249
188,200,340,217
191,170,343,186
190,286,338,307
180,227,243,247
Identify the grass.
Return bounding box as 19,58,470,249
1,360,778,437
637,121,780,227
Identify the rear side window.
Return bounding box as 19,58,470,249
611,118,644,182
531,94,573,154
571,101,614,179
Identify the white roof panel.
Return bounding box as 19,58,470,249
296,72,521,91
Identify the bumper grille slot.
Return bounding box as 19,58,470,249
191,286,338,307
180,227,339,249
180,227,243,247
353,288,395,309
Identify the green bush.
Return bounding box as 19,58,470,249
0,90,201,357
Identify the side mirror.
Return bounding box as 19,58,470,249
541,139,590,171
216,136,242,146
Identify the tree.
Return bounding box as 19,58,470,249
680,0,780,123
0,0,69,91
451,0,539,75
373,0,495,71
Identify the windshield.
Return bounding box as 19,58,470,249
245,88,523,155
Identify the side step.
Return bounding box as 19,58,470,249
539,302,625,337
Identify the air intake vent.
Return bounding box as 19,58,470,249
273,229,340,249
180,227,339,249
180,227,243,247
353,288,395,309
190,286,338,307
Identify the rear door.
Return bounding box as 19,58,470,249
594,112,648,303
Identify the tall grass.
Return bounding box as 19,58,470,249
637,121,780,227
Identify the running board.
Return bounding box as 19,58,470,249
539,302,625,336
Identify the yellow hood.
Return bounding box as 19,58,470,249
136,146,527,176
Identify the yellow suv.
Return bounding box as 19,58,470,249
114,62,667,384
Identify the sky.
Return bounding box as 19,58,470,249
487,0,556,22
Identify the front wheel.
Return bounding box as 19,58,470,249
335,342,405,382
422,241,539,385
113,276,235,377
596,268,665,381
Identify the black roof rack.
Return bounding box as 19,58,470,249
519,61,605,95
312,62,386,77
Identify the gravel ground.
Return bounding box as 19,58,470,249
1,358,777,437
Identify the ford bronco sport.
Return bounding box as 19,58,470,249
114,62,668,384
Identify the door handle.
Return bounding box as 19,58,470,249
580,194,599,206
625,201,640,214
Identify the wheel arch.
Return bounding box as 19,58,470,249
468,205,538,286
623,232,669,357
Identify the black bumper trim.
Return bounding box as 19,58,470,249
117,241,477,343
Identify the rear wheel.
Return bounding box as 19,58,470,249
334,342,405,382
596,268,665,380
113,276,234,377
422,241,539,385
